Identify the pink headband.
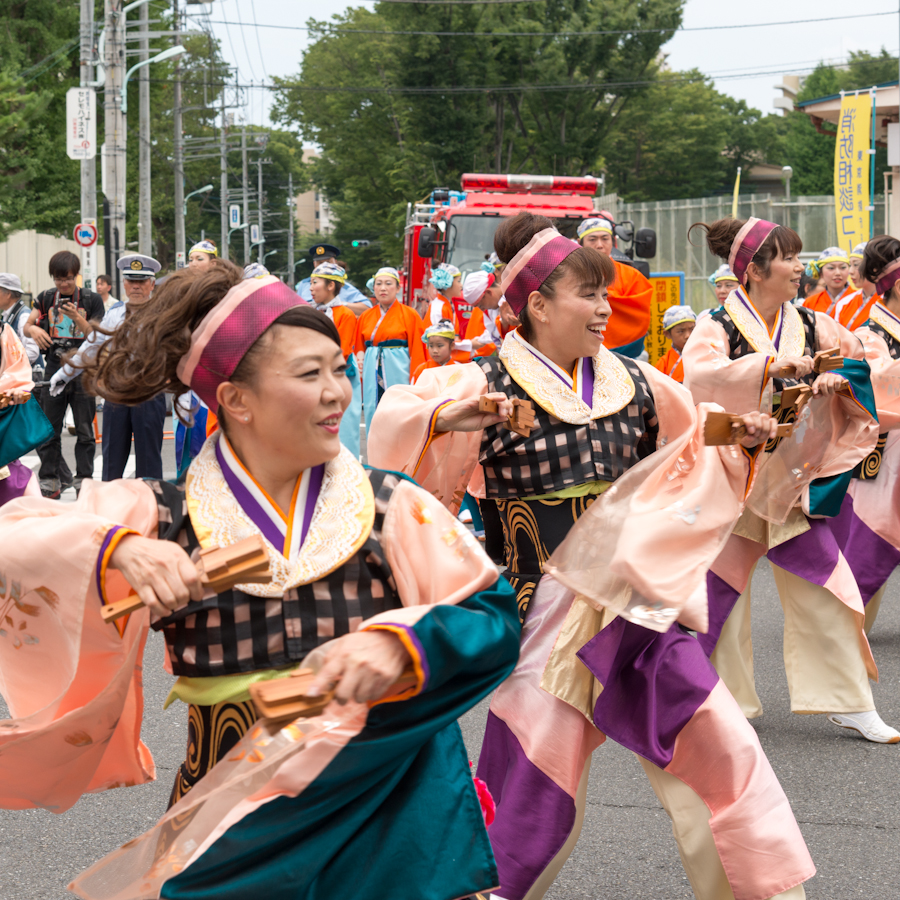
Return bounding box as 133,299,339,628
876,259,900,297
727,217,779,285
499,228,580,315
176,275,306,413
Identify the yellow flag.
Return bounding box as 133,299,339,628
834,93,872,254
731,167,741,218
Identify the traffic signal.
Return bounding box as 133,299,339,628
351,239,370,248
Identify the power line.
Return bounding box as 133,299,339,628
151,61,895,96
201,9,895,37
249,0,270,80
231,0,259,80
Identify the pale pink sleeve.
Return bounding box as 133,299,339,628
0,479,160,813
683,316,773,414
857,326,900,431
813,310,866,360
367,362,489,512
0,324,34,394
358,479,501,698
546,362,757,635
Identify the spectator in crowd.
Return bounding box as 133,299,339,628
295,243,371,314
95,273,118,312
23,251,103,498
49,254,164,482
0,273,40,365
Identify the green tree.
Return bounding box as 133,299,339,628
273,0,684,265
0,0,89,236
0,69,49,240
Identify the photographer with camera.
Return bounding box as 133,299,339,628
23,251,103,498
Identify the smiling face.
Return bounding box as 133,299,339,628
309,277,339,306
714,279,739,303
373,275,399,307
527,270,611,369
221,326,351,472
822,261,850,293
580,230,614,256
748,247,804,307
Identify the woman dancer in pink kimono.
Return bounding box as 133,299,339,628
0,263,522,900
368,211,815,900
832,234,900,633
683,217,897,744
0,321,46,504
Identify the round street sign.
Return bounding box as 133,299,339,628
74,222,98,247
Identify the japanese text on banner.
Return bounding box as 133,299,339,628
833,92,872,255
647,275,682,366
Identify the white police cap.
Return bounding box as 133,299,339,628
117,254,161,279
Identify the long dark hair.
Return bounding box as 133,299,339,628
79,261,341,417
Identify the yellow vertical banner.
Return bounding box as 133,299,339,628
647,273,683,366
834,92,872,254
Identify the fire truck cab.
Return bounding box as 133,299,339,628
403,173,656,310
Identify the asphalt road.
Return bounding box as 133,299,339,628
1,430,898,898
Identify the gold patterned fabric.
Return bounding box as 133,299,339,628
168,698,258,807
723,289,806,359
499,329,635,422
494,494,600,621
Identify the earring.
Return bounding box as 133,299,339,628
244,416,249,422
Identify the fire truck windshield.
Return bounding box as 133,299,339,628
445,215,581,279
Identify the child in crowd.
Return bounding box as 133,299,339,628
655,304,696,382
411,320,459,383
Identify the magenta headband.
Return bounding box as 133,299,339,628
876,259,900,297
176,275,307,413
727,217,779,285
499,228,580,315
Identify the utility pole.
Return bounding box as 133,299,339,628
220,88,228,260
137,0,151,256
257,152,265,264
173,0,185,266
287,171,294,285
242,125,250,264
79,0,97,287
103,0,126,296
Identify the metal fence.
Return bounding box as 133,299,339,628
600,194,887,311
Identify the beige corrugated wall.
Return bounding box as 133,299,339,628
0,230,106,298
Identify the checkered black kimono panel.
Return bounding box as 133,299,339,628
475,354,659,500
144,470,403,678
710,304,818,391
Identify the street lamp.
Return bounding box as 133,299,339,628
782,165,793,202
183,184,213,218
121,46,188,114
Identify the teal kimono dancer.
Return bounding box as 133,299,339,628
70,458,521,900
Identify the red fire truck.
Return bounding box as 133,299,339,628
402,173,656,308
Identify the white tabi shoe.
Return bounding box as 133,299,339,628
826,710,900,743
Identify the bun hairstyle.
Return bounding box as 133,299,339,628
859,234,900,286
79,259,341,419
493,211,615,339
689,218,802,282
